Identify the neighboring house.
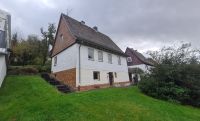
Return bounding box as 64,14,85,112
125,47,154,82
0,9,11,87
51,14,130,91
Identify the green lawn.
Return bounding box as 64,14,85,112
0,75,200,121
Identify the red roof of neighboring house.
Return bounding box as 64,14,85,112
125,47,154,66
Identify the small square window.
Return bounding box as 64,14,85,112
108,54,112,64
93,71,100,81
98,51,103,62
127,57,132,62
54,56,57,66
88,48,94,60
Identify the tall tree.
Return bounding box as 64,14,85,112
11,32,18,48
40,23,56,65
47,24,56,45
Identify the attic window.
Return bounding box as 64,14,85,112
60,34,63,41
127,57,132,62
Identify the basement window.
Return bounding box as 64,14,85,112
93,71,100,81
54,56,57,66
127,57,132,62
88,48,94,60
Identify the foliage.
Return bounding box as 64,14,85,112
8,66,39,75
40,23,56,65
0,75,200,121
10,23,56,68
8,63,51,75
139,43,200,107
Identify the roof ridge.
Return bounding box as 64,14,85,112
62,14,113,40
61,13,125,56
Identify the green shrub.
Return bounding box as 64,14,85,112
8,66,39,75
139,77,190,104
139,43,200,107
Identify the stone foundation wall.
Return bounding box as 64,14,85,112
78,81,130,91
53,68,76,88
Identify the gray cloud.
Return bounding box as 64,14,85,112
0,0,200,52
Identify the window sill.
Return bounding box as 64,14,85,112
88,58,94,61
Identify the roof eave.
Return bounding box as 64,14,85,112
76,38,127,57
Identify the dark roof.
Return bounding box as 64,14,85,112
128,47,154,66
62,14,126,56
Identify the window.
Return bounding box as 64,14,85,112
88,48,94,60
114,72,117,78
118,56,121,65
127,57,132,62
98,51,103,62
93,71,100,80
54,56,57,66
60,34,63,41
108,54,112,64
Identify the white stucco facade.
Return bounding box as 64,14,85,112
0,55,6,87
0,9,11,87
51,44,78,73
77,44,129,86
51,44,129,87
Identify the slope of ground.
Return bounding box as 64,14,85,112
0,75,199,121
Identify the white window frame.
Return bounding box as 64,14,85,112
108,53,112,64
54,56,57,66
88,48,94,61
98,51,103,62
127,57,132,62
118,56,121,65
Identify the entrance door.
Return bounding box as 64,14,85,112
129,73,132,82
108,72,114,86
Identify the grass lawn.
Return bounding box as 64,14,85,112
0,75,200,121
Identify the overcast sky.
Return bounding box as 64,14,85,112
0,0,200,52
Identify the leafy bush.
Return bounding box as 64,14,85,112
139,43,200,107
139,77,190,104
8,63,51,75
8,66,39,75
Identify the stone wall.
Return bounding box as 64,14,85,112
53,68,76,88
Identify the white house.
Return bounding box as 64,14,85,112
0,9,11,87
51,14,130,91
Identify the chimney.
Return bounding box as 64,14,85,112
93,26,98,31
80,21,85,25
